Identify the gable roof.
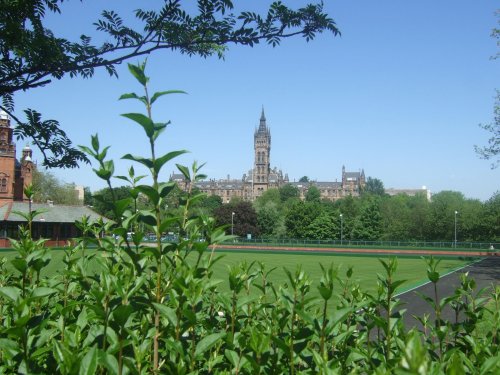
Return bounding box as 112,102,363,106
0,201,105,223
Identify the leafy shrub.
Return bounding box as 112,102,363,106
1,62,499,374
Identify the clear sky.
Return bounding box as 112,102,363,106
12,1,500,201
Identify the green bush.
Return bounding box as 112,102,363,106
1,62,499,374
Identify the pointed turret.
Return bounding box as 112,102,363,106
258,106,267,133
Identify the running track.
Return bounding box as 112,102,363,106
217,244,496,257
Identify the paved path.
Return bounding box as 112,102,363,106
397,256,500,329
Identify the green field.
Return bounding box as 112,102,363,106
210,249,472,295
0,247,473,297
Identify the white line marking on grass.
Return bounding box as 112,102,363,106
395,257,485,298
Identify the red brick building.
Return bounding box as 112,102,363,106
0,111,103,247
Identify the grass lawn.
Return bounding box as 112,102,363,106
209,249,472,296
1,246,472,299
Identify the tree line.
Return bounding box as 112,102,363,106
87,182,499,243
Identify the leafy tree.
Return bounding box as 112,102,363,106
254,188,281,212
196,194,223,216
1,1,339,168
363,176,385,196
214,201,259,237
335,195,359,240
350,196,382,241
406,192,431,240
257,203,282,238
483,191,500,241
91,185,134,219
83,186,93,206
285,201,320,238
475,12,499,168
279,183,300,203
379,194,412,241
427,191,464,241
305,210,338,240
299,176,310,182
475,90,500,168
305,185,321,202
458,198,487,242
31,168,82,205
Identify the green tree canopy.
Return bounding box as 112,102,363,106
285,201,320,239
32,168,82,205
279,183,300,203
91,185,134,219
214,201,259,237
299,176,310,182
475,90,500,168
350,196,382,241
363,177,385,196
1,0,339,168
305,185,321,202
254,188,281,212
305,210,338,240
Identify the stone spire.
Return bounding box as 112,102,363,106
258,106,267,133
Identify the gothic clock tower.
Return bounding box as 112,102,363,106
253,108,271,198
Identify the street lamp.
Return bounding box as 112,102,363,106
231,212,235,236
339,213,343,246
454,210,458,248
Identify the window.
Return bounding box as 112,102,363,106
0,177,8,193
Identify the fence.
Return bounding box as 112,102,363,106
226,237,500,251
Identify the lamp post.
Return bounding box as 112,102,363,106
339,213,343,246
231,212,235,236
454,210,458,248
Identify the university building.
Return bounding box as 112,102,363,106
171,109,366,203
0,111,103,247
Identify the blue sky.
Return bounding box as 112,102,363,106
12,1,500,201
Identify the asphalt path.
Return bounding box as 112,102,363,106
396,256,500,329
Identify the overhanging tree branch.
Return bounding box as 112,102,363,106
1,0,340,168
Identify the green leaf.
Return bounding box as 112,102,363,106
113,198,133,218
0,338,19,359
427,270,440,283
91,134,99,152
122,113,154,137
154,150,189,174
224,349,240,367
150,90,187,104
30,287,57,299
11,258,27,274
136,185,159,205
194,332,226,358
331,306,353,328
0,286,21,302
122,154,154,169
480,355,500,375
317,285,332,301
158,182,176,198
79,345,98,375
127,63,148,86
176,164,191,181
119,93,147,105
79,145,97,159
153,303,178,326
138,210,157,226
237,295,258,310
98,349,119,374
112,305,133,327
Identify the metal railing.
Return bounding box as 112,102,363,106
223,237,499,251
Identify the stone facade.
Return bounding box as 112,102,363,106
171,109,366,202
